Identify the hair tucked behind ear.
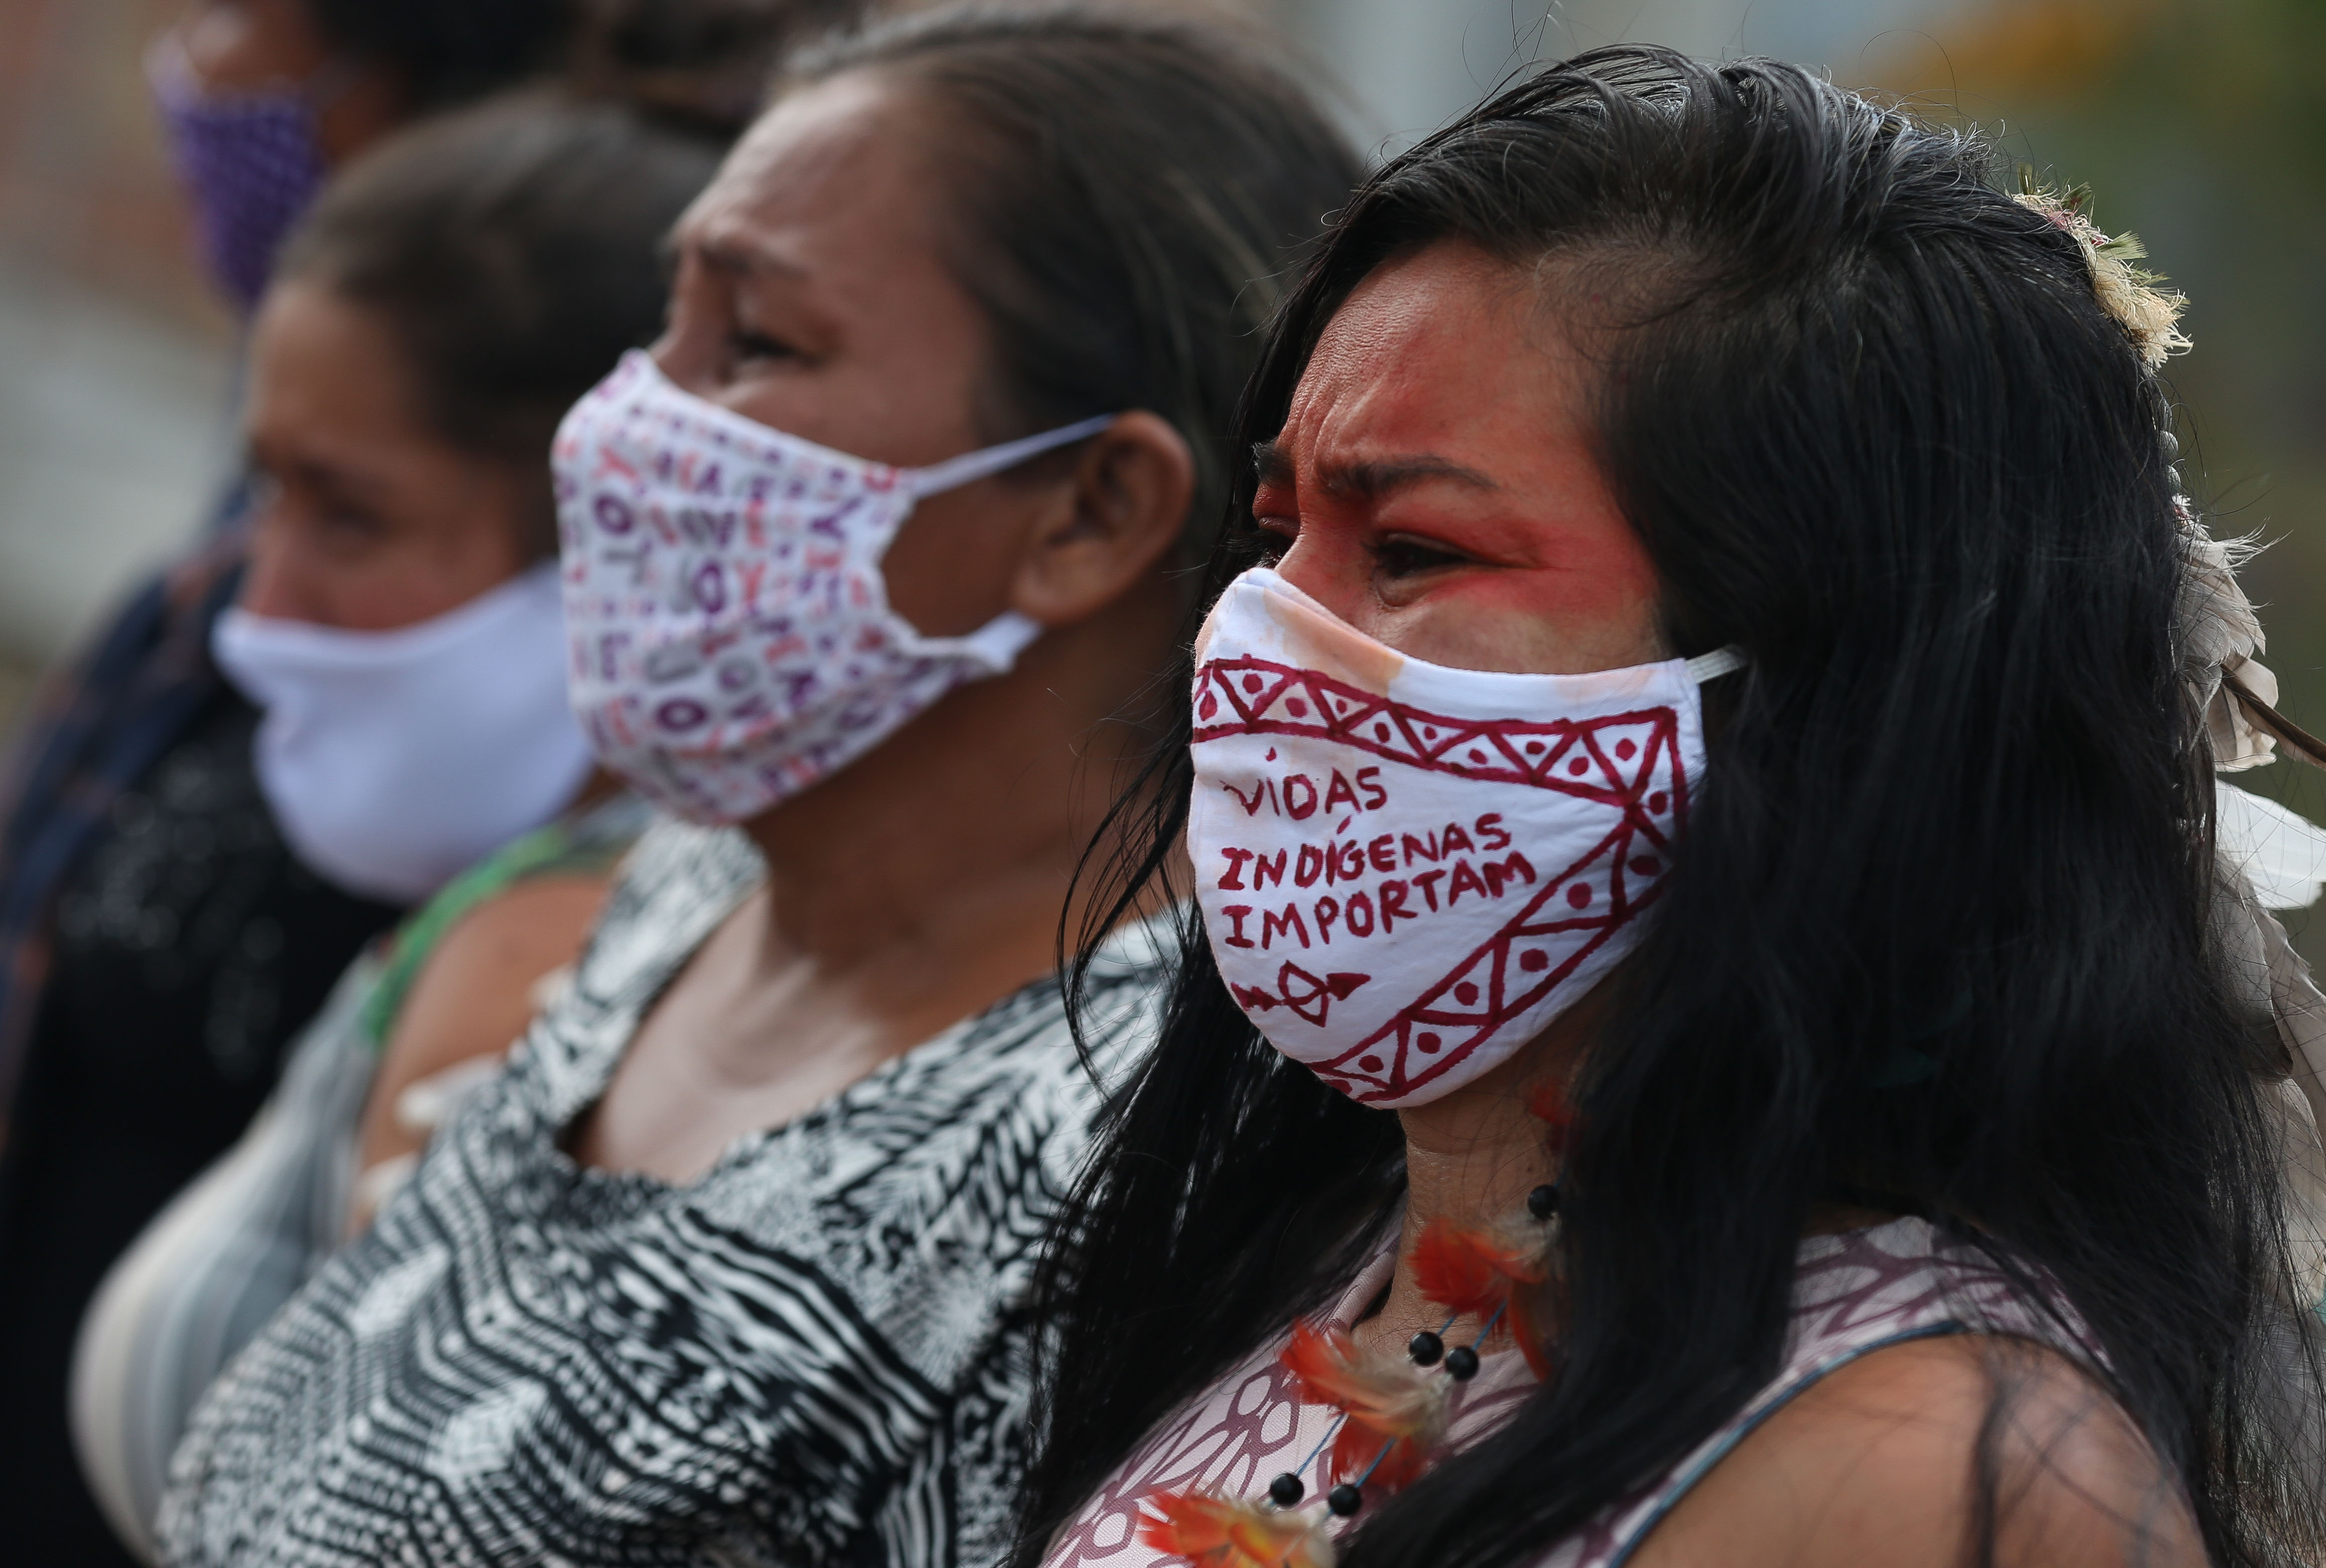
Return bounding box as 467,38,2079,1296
1021,46,2325,1568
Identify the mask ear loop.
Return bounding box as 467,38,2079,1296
884,415,1120,666
902,415,1119,499
1684,646,1746,683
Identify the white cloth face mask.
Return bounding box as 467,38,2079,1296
212,563,595,904
1187,567,1743,1108
553,350,1114,824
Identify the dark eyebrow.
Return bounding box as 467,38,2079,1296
1251,441,1496,500
289,456,397,506
682,227,811,283
1328,457,1497,499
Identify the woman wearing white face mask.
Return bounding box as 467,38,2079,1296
66,94,730,1562
214,91,731,1184
160,10,1361,1567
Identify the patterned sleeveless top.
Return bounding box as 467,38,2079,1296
1044,1216,2096,1568
161,820,1171,1568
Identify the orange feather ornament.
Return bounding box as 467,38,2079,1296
1409,1216,1556,1378
1527,1080,1575,1154
1139,1491,1336,1568
1279,1320,1448,1490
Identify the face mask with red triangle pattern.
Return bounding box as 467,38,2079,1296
1187,567,1742,1108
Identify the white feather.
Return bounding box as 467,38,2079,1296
2218,781,2326,910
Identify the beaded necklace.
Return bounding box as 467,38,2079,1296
1139,1111,1568,1568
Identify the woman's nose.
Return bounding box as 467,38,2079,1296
234,511,322,625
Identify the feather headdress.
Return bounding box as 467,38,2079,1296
2011,172,2189,373
2011,168,2326,1310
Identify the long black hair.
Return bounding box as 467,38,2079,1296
306,0,572,106
1021,46,2323,1567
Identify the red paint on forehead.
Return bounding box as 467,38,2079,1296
1261,244,1663,676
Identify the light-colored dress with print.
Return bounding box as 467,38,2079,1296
1044,1216,2095,1568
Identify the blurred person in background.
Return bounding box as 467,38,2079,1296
66,91,734,1564
0,3,845,1564
147,0,569,315
0,8,565,1567
142,0,855,317
159,8,1361,1565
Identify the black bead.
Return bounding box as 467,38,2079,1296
1407,1330,1444,1366
1444,1345,1480,1381
1268,1473,1305,1507
1326,1484,1363,1517
1527,1183,1561,1220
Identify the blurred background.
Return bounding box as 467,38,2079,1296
4,0,2323,898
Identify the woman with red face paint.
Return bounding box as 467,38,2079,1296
1016,47,2326,1568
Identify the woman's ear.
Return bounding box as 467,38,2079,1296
1008,411,1194,627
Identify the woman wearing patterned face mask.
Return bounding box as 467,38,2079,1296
146,0,862,312
1017,48,2326,1568
146,0,570,311
160,10,1360,1567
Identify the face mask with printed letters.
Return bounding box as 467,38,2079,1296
554,350,1113,824
1187,566,1742,1108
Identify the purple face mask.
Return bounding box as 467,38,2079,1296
147,35,331,311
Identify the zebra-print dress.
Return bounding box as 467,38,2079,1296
158,820,1168,1568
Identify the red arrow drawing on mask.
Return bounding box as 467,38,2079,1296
1230,963,1372,1027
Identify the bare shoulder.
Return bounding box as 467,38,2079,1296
1629,1334,2202,1568
386,875,611,1074
354,874,613,1176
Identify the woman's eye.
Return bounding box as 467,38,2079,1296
317,507,389,549
243,470,286,514
1370,533,1470,579
728,329,798,365
1246,510,1298,563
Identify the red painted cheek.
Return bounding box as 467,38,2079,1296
1440,572,1644,653
1503,527,1661,623
1404,528,1660,671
